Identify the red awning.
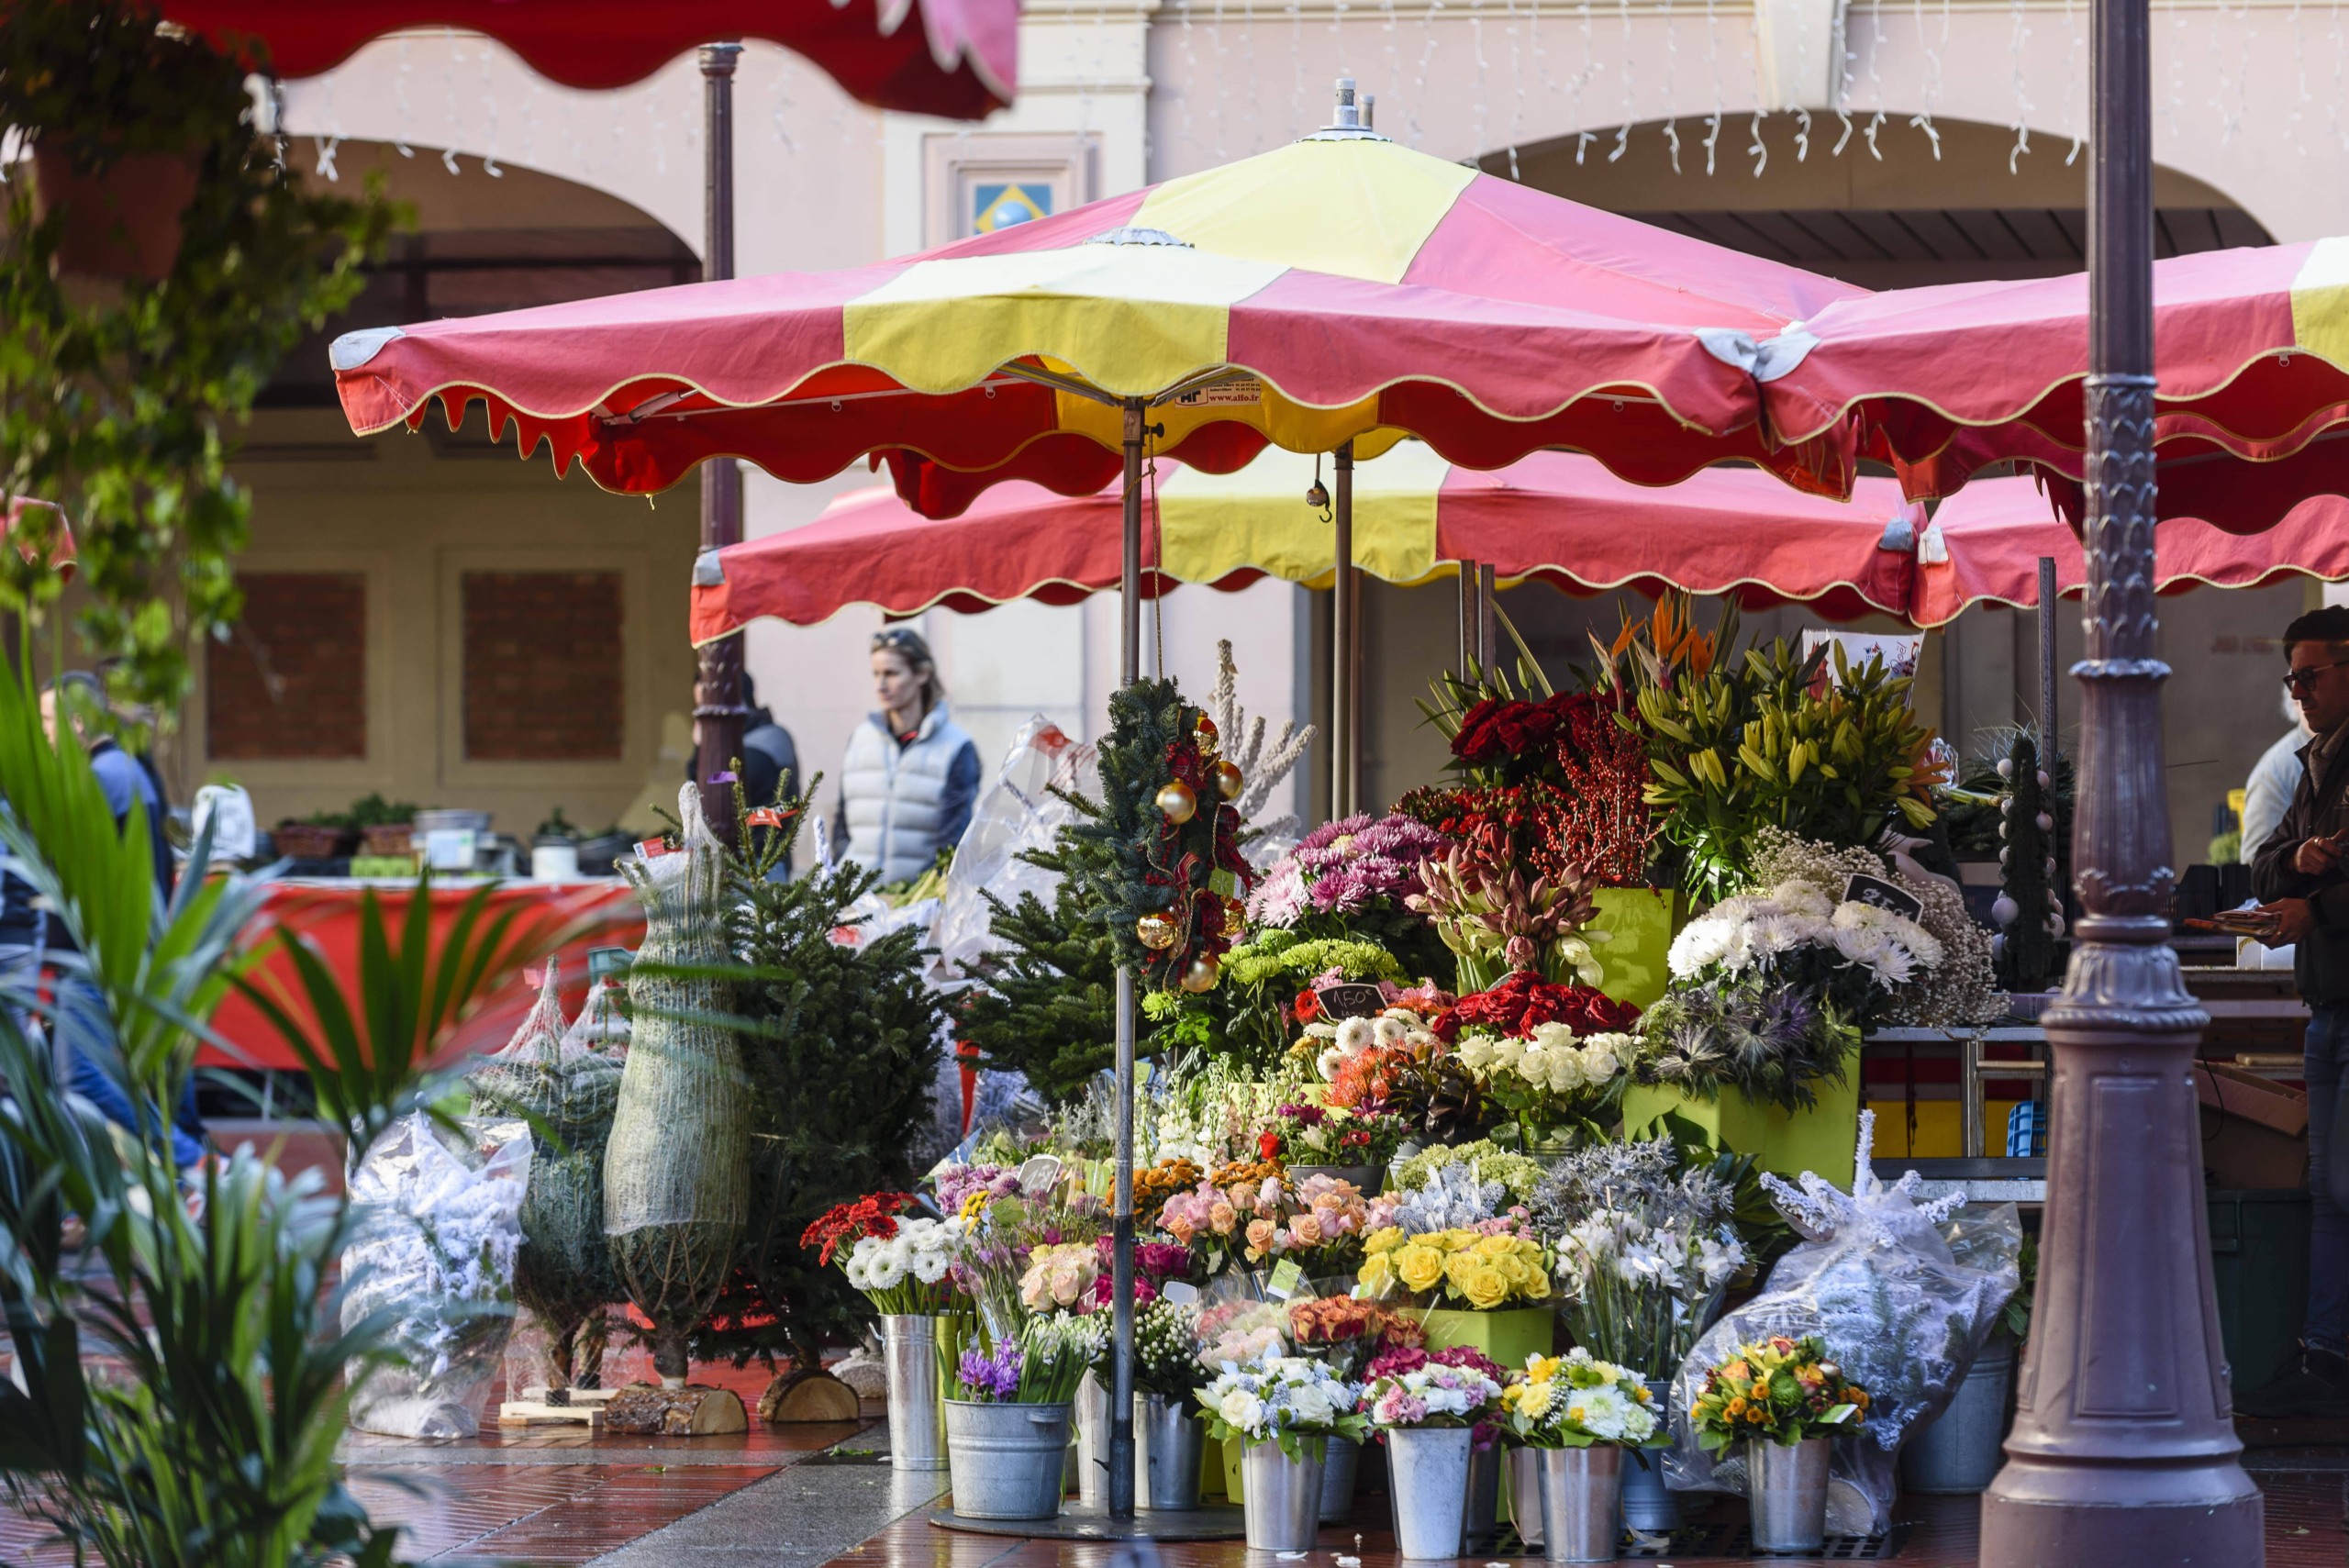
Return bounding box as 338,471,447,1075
163,0,1015,117
1912,476,2349,628
689,447,1924,640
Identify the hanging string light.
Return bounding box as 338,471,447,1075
1609,0,1633,161
1745,1,1766,174
1863,0,1887,158
1909,0,1945,159
1661,0,1683,173
2005,0,2032,173
1570,0,1598,162
479,40,504,174
1703,0,1724,172
1213,0,1232,159
770,51,796,154
1408,0,1445,149
2063,0,2083,162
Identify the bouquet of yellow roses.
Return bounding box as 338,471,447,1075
1355,1225,1552,1310
1688,1334,1870,1451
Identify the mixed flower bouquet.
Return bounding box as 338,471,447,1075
1363,1344,1510,1444
1666,879,1942,1022
1197,1296,1291,1368
1371,1161,1525,1236
1154,1160,1282,1274
803,1192,966,1315
1357,1225,1552,1311
1257,1100,1411,1172
1196,1353,1369,1462
1688,1334,1870,1451
1308,996,1450,1088
1499,1348,1661,1448
1434,972,1642,1144
1248,813,1453,929
1158,1167,1372,1273
954,1313,1105,1405
1363,1358,1506,1431
1530,1140,1746,1374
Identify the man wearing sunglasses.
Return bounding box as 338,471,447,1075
2244,606,2349,1415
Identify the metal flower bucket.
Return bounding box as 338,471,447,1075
1242,1438,1323,1550
944,1399,1073,1519
880,1316,947,1472
1536,1445,1623,1563
1141,1393,1206,1510
1386,1427,1474,1559
1746,1437,1830,1553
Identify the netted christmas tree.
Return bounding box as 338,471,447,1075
467,959,624,1387
1993,733,2063,994
607,784,749,1385
693,790,949,1373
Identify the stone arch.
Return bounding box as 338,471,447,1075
1475,114,2270,288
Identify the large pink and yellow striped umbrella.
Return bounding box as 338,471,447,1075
688,443,1922,640
1755,239,2349,516
333,125,1864,512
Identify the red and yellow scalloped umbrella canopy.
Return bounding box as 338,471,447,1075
332,129,1865,511
164,0,1015,117
1908,474,2349,628
686,441,1921,642
1755,239,2349,504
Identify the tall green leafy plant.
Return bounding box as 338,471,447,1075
0,2,397,709
1634,637,1941,902
695,797,947,1372
0,651,566,1568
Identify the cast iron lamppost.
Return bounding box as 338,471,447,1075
1976,0,2265,1554
693,41,748,845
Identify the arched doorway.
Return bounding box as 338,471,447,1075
201,141,705,845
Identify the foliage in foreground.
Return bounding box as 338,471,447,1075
0,650,565,1568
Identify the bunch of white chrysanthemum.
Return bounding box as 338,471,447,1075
841,1216,964,1313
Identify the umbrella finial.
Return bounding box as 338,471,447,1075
1307,76,1390,141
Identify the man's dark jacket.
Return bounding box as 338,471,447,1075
2251,730,2349,1003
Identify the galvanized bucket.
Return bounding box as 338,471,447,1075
1141,1393,1206,1510
1462,1437,1501,1551
1319,1432,1362,1522
1243,1439,1323,1550
1746,1437,1830,1553
1507,1445,1545,1548
1074,1373,1112,1507
944,1399,1073,1520
1900,1335,2015,1495
1618,1380,1679,1532
880,1316,948,1472
1386,1427,1474,1559
1536,1445,1623,1563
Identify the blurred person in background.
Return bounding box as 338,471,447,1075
38,671,205,1172
687,672,801,874
2244,684,2316,862
839,627,978,885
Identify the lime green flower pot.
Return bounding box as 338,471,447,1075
1620,1058,1861,1190
1586,888,1681,1009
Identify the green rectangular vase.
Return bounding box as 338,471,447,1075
1419,1306,1556,1373
1586,887,1679,1008
1620,1053,1862,1190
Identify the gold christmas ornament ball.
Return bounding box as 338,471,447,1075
1213,759,1245,801
1179,954,1221,993
1136,913,1179,951
1156,779,1199,824
1193,715,1221,756
1222,897,1246,938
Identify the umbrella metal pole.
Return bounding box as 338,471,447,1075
1330,443,1353,819
692,41,747,847
1457,559,1479,677
1338,441,1359,817
1478,563,1497,673
1977,0,2261,1550
1108,397,1144,1521
2038,555,2059,770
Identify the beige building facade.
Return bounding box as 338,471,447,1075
200,4,2332,855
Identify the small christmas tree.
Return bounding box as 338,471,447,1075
694,795,948,1374
956,841,1119,1105
1994,733,2062,994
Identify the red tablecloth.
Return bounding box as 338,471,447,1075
204,879,643,1070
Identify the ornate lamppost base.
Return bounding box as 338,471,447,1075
1981,1457,2264,1565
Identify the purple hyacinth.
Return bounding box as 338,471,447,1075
958,1340,1024,1403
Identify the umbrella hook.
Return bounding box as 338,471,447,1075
1307,453,1332,524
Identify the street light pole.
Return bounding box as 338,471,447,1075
693,41,748,846
1976,0,2265,1554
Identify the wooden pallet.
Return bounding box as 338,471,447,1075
496,1398,606,1429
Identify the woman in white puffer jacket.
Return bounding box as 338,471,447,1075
838,627,981,885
